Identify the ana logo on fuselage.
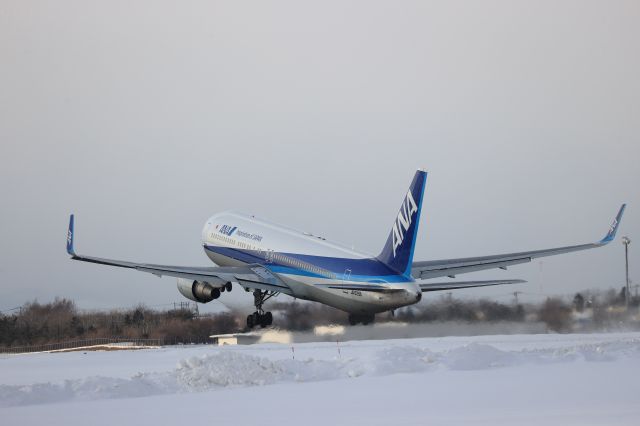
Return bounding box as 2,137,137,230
219,225,237,236
392,190,418,257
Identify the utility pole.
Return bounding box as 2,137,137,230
538,261,544,295
622,236,631,309
513,291,523,306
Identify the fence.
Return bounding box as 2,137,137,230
0,336,213,354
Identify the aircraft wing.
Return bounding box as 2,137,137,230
411,204,626,280
66,215,293,295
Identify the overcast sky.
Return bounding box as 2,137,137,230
1,0,638,313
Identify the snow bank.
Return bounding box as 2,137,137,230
1,335,638,407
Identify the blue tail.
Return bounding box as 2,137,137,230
377,170,428,276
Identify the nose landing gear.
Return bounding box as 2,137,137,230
246,289,277,329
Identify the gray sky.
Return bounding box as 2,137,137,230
1,0,638,313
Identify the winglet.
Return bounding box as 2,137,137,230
600,204,626,244
67,214,76,256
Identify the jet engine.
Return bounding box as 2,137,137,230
177,278,228,303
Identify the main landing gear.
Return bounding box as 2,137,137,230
246,289,276,329
348,313,375,326
247,311,273,328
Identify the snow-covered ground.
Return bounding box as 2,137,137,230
1,332,639,425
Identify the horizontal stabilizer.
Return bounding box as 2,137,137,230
419,279,525,292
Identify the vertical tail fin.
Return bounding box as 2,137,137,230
377,170,428,276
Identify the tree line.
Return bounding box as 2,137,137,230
1,287,638,348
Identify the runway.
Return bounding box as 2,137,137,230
1,331,639,425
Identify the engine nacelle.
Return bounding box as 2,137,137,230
177,278,226,303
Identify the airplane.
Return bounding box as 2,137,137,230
66,170,626,328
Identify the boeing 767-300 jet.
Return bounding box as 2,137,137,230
67,170,626,327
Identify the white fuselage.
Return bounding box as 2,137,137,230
200,211,421,314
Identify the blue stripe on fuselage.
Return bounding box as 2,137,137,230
203,244,413,283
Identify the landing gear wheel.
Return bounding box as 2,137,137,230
225,282,232,292
362,314,375,325
258,312,273,328
246,311,274,329
348,313,375,326
348,314,358,326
